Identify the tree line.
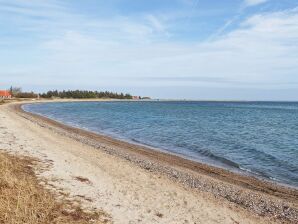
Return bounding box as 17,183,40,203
9,87,38,98
7,86,134,99
40,90,132,99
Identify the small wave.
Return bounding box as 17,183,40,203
131,138,143,144
130,138,241,169
239,166,273,179
240,146,298,174
207,153,240,168
193,148,240,169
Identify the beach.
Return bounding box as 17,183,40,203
0,100,297,224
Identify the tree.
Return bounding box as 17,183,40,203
40,90,133,99
10,86,22,97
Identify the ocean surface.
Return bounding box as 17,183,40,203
23,101,298,187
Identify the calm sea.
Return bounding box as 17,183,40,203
23,101,298,187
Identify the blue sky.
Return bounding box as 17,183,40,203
0,0,298,100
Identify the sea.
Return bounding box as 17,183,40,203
23,101,298,187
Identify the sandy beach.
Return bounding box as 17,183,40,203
0,100,297,224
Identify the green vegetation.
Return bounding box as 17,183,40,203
10,86,21,96
7,86,134,99
14,92,38,98
8,86,36,98
40,90,132,99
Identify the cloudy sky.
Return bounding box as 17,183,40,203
0,0,297,100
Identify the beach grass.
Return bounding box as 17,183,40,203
0,151,109,224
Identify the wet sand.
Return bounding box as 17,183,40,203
0,100,297,223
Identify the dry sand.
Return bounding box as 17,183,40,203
0,101,297,224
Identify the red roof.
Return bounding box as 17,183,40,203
0,90,12,97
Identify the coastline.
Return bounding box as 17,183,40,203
21,100,298,189
21,101,298,189
23,99,298,187
1,100,298,223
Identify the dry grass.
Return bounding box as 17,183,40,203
0,151,110,224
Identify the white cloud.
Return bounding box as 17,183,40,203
0,0,298,99
244,0,268,7
146,15,166,33
37,7,298,89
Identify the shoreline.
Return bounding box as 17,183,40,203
9,100,298,223
22,100,298,189
22,101,254,183
0,99,297,223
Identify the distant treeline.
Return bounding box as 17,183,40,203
9,87,38,98
15,92,38,98
40,90,133,99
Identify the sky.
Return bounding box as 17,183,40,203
0,0,298,100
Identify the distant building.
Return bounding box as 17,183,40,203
0,90,12,99
132,96,140,100
141,97,151,100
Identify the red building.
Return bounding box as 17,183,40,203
0,90,12,99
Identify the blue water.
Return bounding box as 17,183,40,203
23,101,298,187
